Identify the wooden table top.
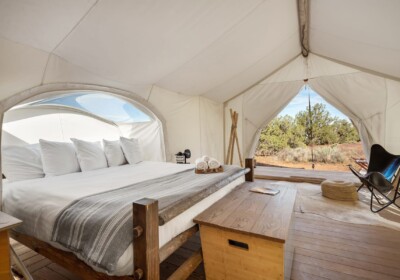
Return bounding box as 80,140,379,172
194,181,297,243
0,211,22,231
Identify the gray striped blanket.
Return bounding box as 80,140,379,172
51,165,245,273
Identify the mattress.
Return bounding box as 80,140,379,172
3,161,244,276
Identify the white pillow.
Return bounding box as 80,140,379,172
103,139,127,167
39,139,81,176
120,137,142,164
71,138,108,172
2,144,44,182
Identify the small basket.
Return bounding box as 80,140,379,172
195,166,224,174
321,180,358,201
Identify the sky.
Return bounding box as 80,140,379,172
278,85,349,120
76,94,151,123
37,92,151,123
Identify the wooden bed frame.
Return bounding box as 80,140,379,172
11,159,255,280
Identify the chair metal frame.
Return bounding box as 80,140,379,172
349,144,400,213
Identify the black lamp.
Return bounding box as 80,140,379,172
175,149,191,164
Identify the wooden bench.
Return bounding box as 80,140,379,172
194,181,296,280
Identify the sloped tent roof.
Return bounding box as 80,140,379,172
0,0,399,160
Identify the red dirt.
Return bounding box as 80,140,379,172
256,143,365,172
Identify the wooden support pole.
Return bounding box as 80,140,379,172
166,249,202,280
226,109,243,166
226,109,235,164
228,111,233,164
229,111,237,165
245,158,255,182
133,198,159,280
234,114,243,167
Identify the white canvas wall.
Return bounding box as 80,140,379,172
2,107,121,145
199,97,224,163
119,121,165,162
148,86,224,163
385,80,400,153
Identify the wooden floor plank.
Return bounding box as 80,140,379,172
32,267,68,280
296,213,400,237
294,254,396,280
293,233,400,266
18,250,38,262
294,212,394,232
13,244,30,255
295,247,400,278
28,258,53,274
22,254,46,268
291,269,331,280
293,238,400,269
292,261,369,280
294,222,400,248
47,263,82,280
294,228,400,258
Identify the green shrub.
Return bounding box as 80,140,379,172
256,102,360,157
313,146,344,163
276,146,345,164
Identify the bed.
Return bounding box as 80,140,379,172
3,160,253,279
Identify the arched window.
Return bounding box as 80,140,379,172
27,92,151,123
4,90,165,162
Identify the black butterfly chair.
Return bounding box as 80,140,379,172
349,144,400,213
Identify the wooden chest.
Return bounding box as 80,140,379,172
0,212,22,279
194,181,296,280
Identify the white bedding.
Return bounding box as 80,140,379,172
3,161,244,276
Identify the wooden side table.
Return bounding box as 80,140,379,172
0,212,22,279
194,181,297,280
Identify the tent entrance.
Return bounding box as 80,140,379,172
255,86,365,173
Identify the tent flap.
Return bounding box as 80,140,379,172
226,54,400,165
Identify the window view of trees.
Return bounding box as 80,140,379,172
256,103,364,171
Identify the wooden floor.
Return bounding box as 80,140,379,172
11,182,400,280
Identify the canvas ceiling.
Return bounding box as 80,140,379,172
1,0,399,104
0,0,294,102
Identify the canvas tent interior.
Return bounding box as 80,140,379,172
0,0,399,175
1,1,400,279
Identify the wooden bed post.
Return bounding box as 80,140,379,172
132,198,159,280
245,158,255,182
